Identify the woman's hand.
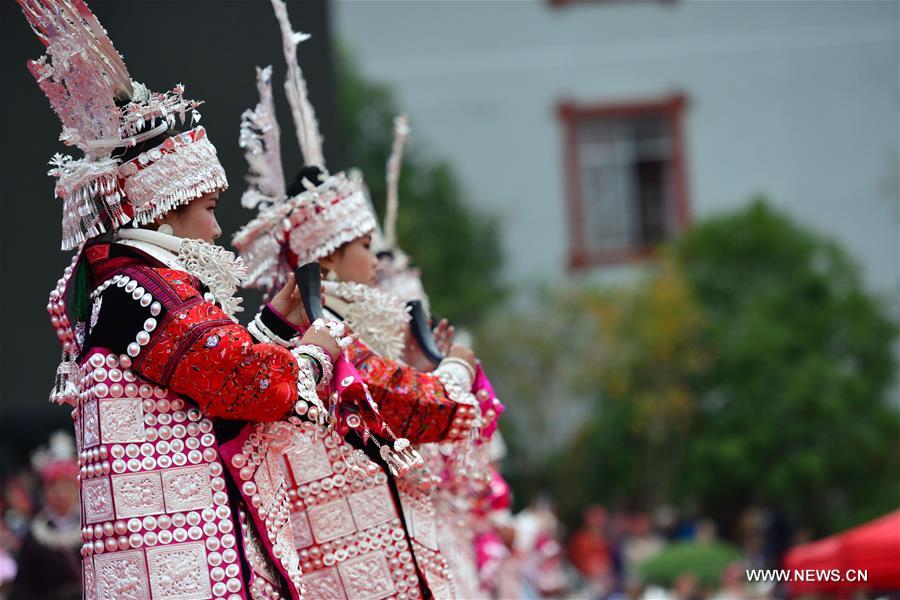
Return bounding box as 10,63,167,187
298,327,341,362
269,274,308,329
403,324,439,372
448,344,477,373
271,274,341,360
433,318,455,356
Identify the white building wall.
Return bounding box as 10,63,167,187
334,0,899,301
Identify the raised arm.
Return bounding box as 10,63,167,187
88,266,300,421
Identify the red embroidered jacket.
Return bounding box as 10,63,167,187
83,242,298,422
345,339,457,444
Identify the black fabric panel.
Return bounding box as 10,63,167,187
260,305,299,341
81,284,159,360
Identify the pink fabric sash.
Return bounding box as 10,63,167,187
473,365,504,439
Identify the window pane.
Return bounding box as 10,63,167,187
633,158,669,245
574,110,675,255
580,162,635,250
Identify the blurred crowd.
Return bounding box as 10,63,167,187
561,505,777,600
0,433,81,600
0,433,885,600
466,488,793,599
0,441,811,600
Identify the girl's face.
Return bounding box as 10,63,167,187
159,191,222,244
43,478,78,519
322,234,377,286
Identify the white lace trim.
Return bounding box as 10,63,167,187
117,228,247,318
323,281,409,361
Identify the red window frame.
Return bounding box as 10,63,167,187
557,93,690,270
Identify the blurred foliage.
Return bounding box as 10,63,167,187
333,47,504,325
567,254,709,510
478,199,900,535
479,257,709,521
637,541,742,589
671,199,900,532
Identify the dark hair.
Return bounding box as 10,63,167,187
286,165,326,197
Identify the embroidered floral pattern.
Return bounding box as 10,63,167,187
347,340,456,443
111,472,165,518
94,550,150,600
120,265,298,421
337,552,395,600
161,466,213,512
146,542,213,600
170,321,297,421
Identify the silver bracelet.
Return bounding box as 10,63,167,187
436,356,475,389
247,317,268,344
434,366,482,441
294,344,334,388
293,358,327,426
249,312,294,348
441,356,476,381
294,353,322,384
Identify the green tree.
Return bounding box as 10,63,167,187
476,259,708,522
478,199,900,534
334,48,504,324
673,199,900,532
474,284,597,511
564,256,710,517
638,541,743,590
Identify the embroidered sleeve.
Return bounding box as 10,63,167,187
262,303,300,338
345,339,458,443
101,266,298,421
247,304,299,347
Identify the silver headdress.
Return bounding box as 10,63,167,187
239,65,286,211
233,0,377,291
271,0,324,171
382,114,410,251
20,0,229,404
31,431,77,481
19,0,228,250
374,116,431,312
